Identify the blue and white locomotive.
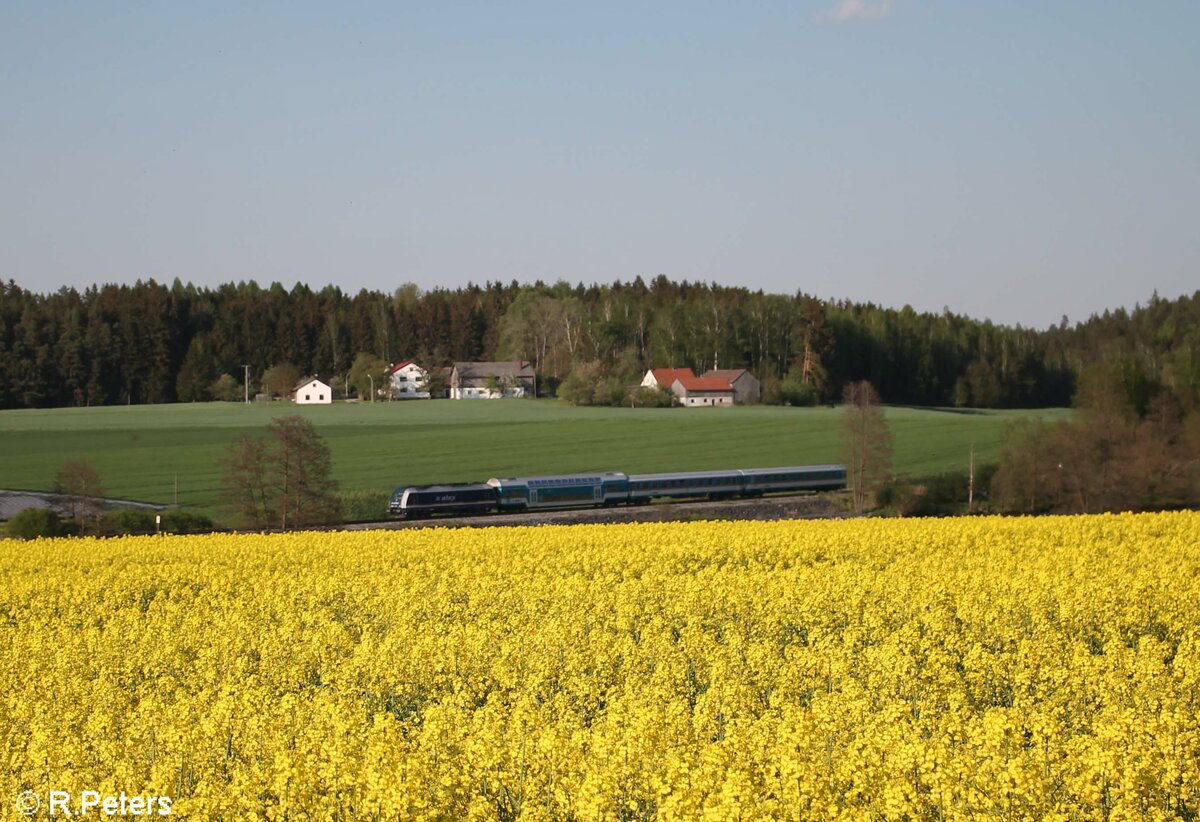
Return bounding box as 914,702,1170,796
389,464,845,518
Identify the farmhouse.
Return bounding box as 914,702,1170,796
670,375,736,407
390,360,430,399
293,376,332,405
643,366,758,405
702,369,761,404
449,361,536,399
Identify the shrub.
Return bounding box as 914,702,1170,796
161,510,214,534
7,507,65,539
592,376,627,407
339,490,391,522
779,379,820,407
559,362,604,406
100,508,157,536
631,386,674,408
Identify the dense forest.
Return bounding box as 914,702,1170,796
0,276,1197,413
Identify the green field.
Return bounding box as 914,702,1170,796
0,400,1066,520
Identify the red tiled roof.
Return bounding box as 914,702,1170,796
650,368,695,385
674,375,734,392
391,360,416,372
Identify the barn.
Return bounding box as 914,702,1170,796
702,369,761,404
670,375,735,407
449,362,536,399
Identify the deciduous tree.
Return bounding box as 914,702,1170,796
841,381,893,513
54,459,105,528
269,415,341,528
220,433,274,528
219,416,341,529
348,352,390,401
210,373,243,402
262,362,301,399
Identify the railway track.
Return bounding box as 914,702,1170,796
341,491,849,531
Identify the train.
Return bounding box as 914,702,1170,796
388,464,846,519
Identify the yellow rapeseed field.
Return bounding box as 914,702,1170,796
2,513,1199,820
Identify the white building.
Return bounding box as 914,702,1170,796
643,367,759,405
390,360,430,399
293,377,332,405
670,375,735,407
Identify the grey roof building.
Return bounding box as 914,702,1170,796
449,361,536,399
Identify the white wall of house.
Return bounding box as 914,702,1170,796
641,370,659,389
451,383,526,399
681,393,733,407
295,379,332,405
391,363,430,399
669,378,734,407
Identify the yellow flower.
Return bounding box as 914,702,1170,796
1,512,1198,818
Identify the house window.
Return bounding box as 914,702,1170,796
305,394,311,401
319,394,325,401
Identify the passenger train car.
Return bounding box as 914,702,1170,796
389,464,845,518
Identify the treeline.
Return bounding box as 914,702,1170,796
1,276,1198,413
990,364,1200,514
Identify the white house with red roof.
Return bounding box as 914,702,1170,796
670,374,736,407
390,360,430,399
643,366,758,406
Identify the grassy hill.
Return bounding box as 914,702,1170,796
0,400,1067,521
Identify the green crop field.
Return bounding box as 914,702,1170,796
0,400,1067,521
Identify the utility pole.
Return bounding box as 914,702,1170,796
242,364,250,405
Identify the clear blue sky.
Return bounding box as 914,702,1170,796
2,1,1197,328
